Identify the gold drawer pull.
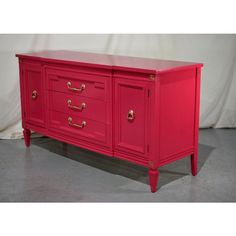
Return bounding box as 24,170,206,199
68,117,86,128
67,81,85,92
32,90,38,100
67,100,86,111
127,110,135,121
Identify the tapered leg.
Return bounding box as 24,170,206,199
23,128,31,147
191,152,198,176
149,168,159,193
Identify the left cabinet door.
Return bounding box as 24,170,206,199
22,62,46,127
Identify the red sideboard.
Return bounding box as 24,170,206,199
16,50,203,192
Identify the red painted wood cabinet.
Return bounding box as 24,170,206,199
16,51,203,192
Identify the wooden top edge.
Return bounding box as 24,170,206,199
16,50,203,74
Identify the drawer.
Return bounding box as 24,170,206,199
49,91,107,123
49,111,107,144
46,67,107,101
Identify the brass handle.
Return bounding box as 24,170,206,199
127,110,135,121
32,90,38,100
67,81,85,92
68,117,86,128
67,100,86,111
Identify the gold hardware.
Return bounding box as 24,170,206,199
149,161,154,168
32,90,38,100
149,75,155,80
68,117,86,128
127,110,135,121
67,81,86,92
67,100,86,111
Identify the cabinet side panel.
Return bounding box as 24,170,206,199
18,59,26,128
159,69,196,161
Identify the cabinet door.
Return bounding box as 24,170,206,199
114,78,150,159
23,63,45,127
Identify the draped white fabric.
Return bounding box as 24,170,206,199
0,34,236,139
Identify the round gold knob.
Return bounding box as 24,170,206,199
32,90,38,100
127,110,135,121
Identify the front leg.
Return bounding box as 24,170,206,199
149,168,159,193
191,152,198,176
23,128,31,147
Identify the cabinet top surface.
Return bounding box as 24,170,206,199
16,50,203,74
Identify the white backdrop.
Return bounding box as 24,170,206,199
0,34,236,139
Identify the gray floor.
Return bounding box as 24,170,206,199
0,129,236,202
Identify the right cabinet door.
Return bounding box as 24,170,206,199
114,78,150,160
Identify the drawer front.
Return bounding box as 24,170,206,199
114,78,150,159
49,111,107,144
23,63,45,127
49,91,106,123
46,67,107,101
